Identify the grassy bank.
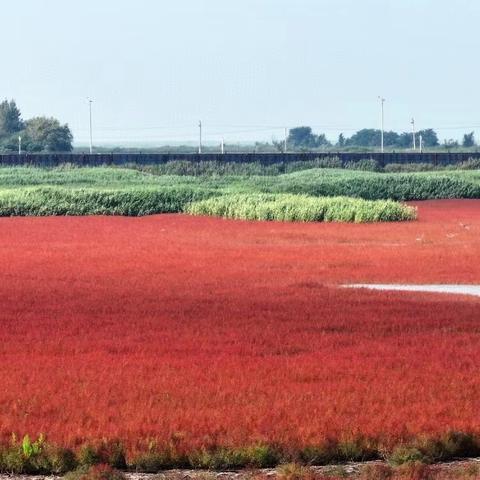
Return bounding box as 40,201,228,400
0,165,477,217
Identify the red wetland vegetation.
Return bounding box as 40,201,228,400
0,199,479,459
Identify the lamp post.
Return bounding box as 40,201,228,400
378,96,385,153
198,120,202,154
87,98,93,154
411,118,416,150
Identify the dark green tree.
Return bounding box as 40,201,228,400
287,126,331,149
287,126,316,148
462,131,475,147
337,133,345,147
0,99,23,138
345,129,398,147
23,117,73,152
417,129,439,147
397,132,413,148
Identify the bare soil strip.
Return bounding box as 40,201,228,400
2,458,480,480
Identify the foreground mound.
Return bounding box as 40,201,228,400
187,193,416,222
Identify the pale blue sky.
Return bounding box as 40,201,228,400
2,0,479,145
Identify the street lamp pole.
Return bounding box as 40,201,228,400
411,118,416,150
88,98,93,154
378,97,385,153
198,120,202,154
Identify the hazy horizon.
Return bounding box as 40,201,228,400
2,0,479,146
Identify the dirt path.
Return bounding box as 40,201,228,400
1,458,480,480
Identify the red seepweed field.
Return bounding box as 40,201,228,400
0,199,479,463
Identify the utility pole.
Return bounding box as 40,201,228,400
419,134,423,153
284,127,288,153
88,98,93,154
221,137,225,154
378,97,385,153
198,120,202,154
411,118,416,150
18,136,22,155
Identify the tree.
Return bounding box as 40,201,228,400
345,129,372,147
337,133,345,147
288,126,317,148
462,131,475,147
23,117,73,152
416,129,439,147
315,133,331,147
287,126,331,149
0,99,23,138
396,132,413,148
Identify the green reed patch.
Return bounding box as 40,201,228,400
187,193,416,223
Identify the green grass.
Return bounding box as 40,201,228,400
187,194,416,222
0,186,214,216
245,169,480,201
0,165,477,218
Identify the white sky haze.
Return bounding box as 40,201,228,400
2,0,479,145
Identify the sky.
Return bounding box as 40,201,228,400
2,0,479,146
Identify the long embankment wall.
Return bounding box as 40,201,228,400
0,152,478,166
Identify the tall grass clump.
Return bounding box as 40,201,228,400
187,193,416,223
266,170,480,201
0,186,215,216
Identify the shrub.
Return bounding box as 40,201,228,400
345,159,381,172
78,441,126,469
188,445,280,470
388,446,428,466
300,442,338,466
0,435,77,474
457,158,480,170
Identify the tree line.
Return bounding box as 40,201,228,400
287,126,476,149
0,99,73,152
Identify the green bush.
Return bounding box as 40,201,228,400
78,441,126,469
388,446,429,466
0,435,77,474
345,158,382,172
188,445,280,470
187,193,416,223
